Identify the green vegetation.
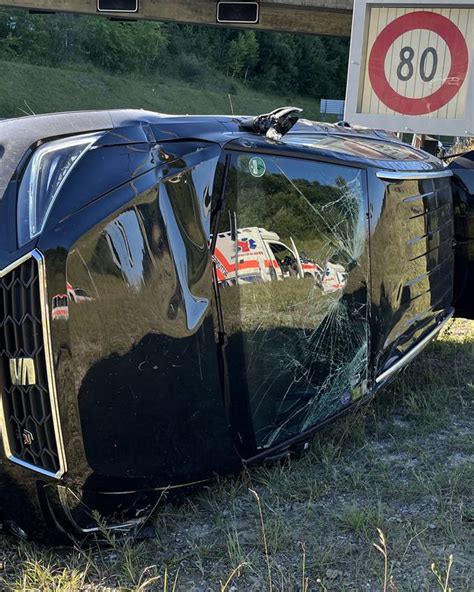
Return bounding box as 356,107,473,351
0,319,472,590
0,7,349,118
0,58,326,119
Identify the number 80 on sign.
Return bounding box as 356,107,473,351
344,2,474,136
368,11,469,116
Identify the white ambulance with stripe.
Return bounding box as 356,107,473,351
213,227,323,286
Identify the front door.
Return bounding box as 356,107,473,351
213,150,370,454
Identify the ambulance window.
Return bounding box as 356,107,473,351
269,243,291,254
268,243,296,273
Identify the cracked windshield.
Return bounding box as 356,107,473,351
215,153,369,448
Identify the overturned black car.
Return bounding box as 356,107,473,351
0,107,472,542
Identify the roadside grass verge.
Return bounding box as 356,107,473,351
0,318,473,591
0,60,325,120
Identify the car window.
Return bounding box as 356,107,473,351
214,152,370,450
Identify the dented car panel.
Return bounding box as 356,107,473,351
0,110,462,542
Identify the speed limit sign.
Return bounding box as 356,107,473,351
345,1,474,136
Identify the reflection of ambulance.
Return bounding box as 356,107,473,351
66,281,94,303
52,282,95,320
320,262,348,293
213,227,322,285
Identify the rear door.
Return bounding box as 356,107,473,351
213,150,370,454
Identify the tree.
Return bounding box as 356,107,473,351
77,18,167,74
227,31,259,82
0,7,350,99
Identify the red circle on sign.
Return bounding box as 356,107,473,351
368,11,469,115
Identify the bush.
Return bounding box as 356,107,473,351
174,53,204,82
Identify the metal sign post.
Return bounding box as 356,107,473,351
344,0,474,136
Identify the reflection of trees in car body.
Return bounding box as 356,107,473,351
233,155,364,265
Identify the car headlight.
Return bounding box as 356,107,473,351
17,132,102,246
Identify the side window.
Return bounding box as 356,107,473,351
214,152,369,450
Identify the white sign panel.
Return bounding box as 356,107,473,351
345,1,474,136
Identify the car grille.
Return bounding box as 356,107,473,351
0,251,65,477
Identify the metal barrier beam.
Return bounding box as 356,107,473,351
0,0,353,36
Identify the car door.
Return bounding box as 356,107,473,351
212,149,370,455
71,143,242,481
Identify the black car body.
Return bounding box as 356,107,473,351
0,109,472,542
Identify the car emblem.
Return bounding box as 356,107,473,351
9,358,36,386
22,429,34,446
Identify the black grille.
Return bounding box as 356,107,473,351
0,256,60,475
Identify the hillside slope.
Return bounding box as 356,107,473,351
0,60,325,119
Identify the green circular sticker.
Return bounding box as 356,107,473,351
249,157,266,177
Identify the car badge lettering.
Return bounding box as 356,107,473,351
22,429,34,446
9,358,36,386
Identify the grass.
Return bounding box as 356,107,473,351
0,318,472,590
0,60,325,120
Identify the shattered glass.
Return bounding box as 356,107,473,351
214,153,369,448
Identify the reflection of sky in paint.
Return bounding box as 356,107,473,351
283,134,435,170
160,180,209,332
286,135,427,161
191,157,219,237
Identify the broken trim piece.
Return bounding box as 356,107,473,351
239,107,303,140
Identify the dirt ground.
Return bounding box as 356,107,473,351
0,319,473,591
